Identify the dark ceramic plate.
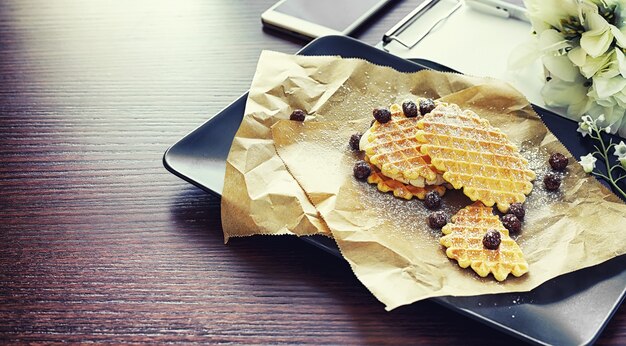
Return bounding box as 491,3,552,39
163,35,626,346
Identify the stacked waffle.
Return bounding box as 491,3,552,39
360,103,447,200
358,100,535,281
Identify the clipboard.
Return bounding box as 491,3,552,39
379,0,551,115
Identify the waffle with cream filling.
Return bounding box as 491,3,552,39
360,102,445,188
367,164,445,200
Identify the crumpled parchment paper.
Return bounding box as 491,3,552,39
222,51,626,310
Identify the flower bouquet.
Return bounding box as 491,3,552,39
510,0,626,137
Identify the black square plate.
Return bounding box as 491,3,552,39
163,35,626,346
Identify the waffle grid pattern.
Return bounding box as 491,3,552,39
416,105,536,212
440,202,528,281
365,106,439,184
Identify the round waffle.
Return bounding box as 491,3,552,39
415,104,536,213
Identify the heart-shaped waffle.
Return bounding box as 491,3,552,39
440,202,528,281
415,104,536,213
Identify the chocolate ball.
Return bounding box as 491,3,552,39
402,100,418,118
501,214,522,233
349,132,363,151
549,153,568,171
508,203,525,221
290,109,306,121
428,211,448,229
424,191,442,210
353,161,371,180
419,98,436,115
483,229,501,250
373,107,392,124
544,172,561,191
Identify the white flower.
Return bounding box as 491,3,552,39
616,137,626,167
615,48,626,77
587,49,626,103
614,141,626,159
577,115,594,136
580,12,626,57
579,153,598,173
541,75,593,116
592,77,626,100
524,0,581,35
577,124,591,137
571,49,613,78
620,115,626,137
613,90,626,109
518,0,626,135
583,99,624,133
568,96,595,118
543,54,580,83
508,30,573,72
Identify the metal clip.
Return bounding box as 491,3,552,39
383,0,462,50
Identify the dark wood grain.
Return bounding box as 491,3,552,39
0,0,623,344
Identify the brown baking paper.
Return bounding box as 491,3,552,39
222,51,489,241
222,51,626,310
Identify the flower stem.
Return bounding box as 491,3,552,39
592,171,611,181
578,117,626,200
594,128,626,199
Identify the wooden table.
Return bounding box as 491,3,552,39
1,1,623,344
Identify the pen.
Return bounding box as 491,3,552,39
382,0,441,44
382,0,462,49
